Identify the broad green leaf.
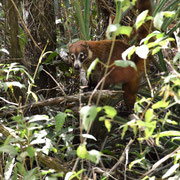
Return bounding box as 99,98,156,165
114,60,137,71
154,12,164,30
87,58,99,80
152,100,170,109
106,24,120,39
99,116,105,121
164,11,176,18
122,45,136,60
145,121,156,139
27,146,35,158
80,106,97,131
103,106,117,118
135,10,149,29
0,145,18,155
145,109,154,122
154,11,175,30
116,26,133,37
141,31,163,44
152,46,161,55
86,150,101,164
77,143,88,159
55,112,66,133
135,45,149,59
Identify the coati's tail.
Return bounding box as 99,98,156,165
136,0,152,41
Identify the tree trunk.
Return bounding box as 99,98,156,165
5,0,22,59
23,0,57,97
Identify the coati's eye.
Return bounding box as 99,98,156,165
70,54,75,61
79,52,87,61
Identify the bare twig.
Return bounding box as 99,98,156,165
108,139,134,174
140,146,180,179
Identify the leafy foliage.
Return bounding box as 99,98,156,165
0,0,180,179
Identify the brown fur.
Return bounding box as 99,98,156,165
68,0,152,111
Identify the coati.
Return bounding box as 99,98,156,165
68,0,152,111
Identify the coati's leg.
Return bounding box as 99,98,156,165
122,77,141,112
80,68,88,86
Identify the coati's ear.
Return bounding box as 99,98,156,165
82,41,89,48
68,43,73,49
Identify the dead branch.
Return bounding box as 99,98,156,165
21,90,123,111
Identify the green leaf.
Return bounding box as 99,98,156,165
122,45,136,60
154,12,163,30
141,31,162,44
16,162,27,176
135,45,149,59
82,134,97,141
135,10,149,29
55,112,66,133
106,24,120,39
145,109,154,122
103,106,117,118
164,11,176,18
104,119,112,132
28,115,49,123
145,121,156,139
114,60,137,71
77,143,88,159
121,123,128,139
0,145,18,155
23,168,38,180
80,106,97,131
153,11,175,30
86,150,101,164
152,100,170,109
45,51,59,63
152,46,161,55
27,146,35,158
30,91,38,102
116,26,133,37
5,82,26,89
129,157,145,170
157,131,180,138
87,58,99,80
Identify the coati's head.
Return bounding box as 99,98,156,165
68,41,92,70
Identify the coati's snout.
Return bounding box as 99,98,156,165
68,41,91,71
74,59,82,70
